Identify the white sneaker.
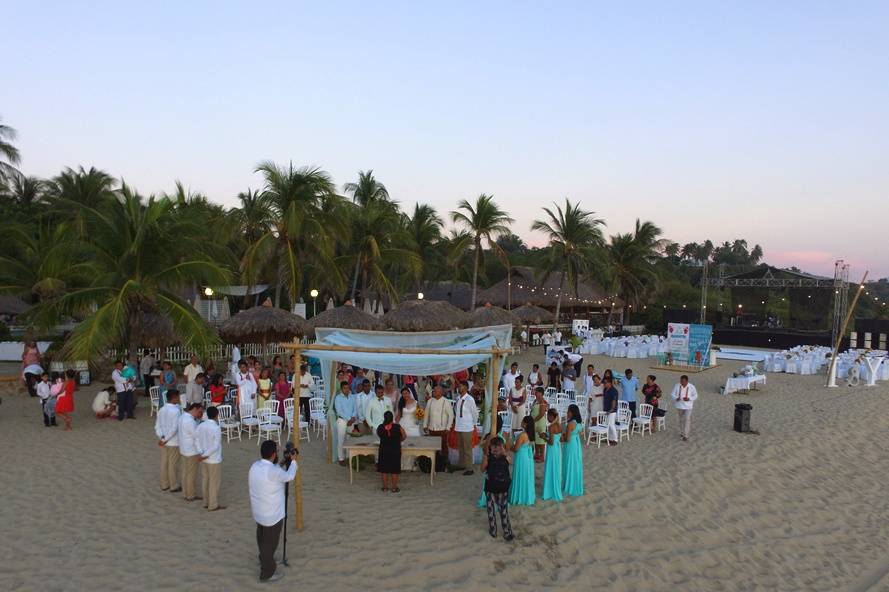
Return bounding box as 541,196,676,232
261,571,284,583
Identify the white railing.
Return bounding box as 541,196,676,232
107,339,315,365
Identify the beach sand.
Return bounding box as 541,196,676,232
2,350,889,592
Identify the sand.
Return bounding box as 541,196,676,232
2,349,889,592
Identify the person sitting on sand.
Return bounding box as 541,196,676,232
92,386,117,419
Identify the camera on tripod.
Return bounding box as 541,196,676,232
280,441,297,468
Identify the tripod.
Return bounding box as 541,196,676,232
282,481,290,566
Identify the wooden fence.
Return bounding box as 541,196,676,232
107,340,315,365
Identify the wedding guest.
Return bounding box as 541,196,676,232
561,360,577,392
482,437,515,541
546,361,561,390
92,386,117,419
377,411,406,493
36,372,56,427
350,368,366,394
642,374,665,432
453,382,478,476
236,361,257,407
257,367,272,403
197,406,225,511
161,361,177,400
671,375,698,441
294,364,314,422
619,368,639,418
112,360,135,421
208,374,226,406
587,373,603,418
540,408,563,502
186,372,205,407
527,363,543,388
501,362,519,391
422,385,454,460
364,382,394,435
274,371,290,418
183,355,204,386
140,351,156,392
382,378,399,410
530,387,548,462
55,369,76,431
507,376,526,434
155,389,182,492
562,404,584,497
333,382,358,465
179,403,204,501
508,416,536,506
477,415,507,510
602,376,619,446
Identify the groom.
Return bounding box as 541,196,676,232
364,384,394,435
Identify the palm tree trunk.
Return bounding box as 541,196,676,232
470,237,480,309
553,271,565,332
506,260,512,310
350,255,361,302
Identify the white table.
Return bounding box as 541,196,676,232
343,436,440,486
724,374,767,394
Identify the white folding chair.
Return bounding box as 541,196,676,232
544,387,557,399
565,389,576,402
149,386,160,417
262,399,284,427
617,400,630,415
308,397,327,439
586,411,609,448
239,403,260,439
218,405,241,443
286,406,311,443
632,403,653,437
616,409,632,442
655,407,666,432
497,410,511,435
556,393,570,418
574,393,589,423
257,408,281,445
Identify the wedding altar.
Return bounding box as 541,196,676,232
344,436,441,485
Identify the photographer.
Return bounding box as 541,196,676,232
248,440,297,583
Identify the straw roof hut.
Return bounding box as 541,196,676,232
220,299,309,354
307,304,385,337
511,303,554,325
470,303,521,330
382,299,470,332
133,313,181,348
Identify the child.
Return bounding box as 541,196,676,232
376,411,406,493
208,374,227,406
540,408,563,502
481,437,514,541
274,371,291,418
36,372,56,427
257,367,272,403
55,369,77,431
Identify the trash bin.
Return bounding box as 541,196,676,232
734,403,752,433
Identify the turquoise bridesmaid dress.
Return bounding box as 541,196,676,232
508,442,536,506
562,421,584,497
542,433,563,501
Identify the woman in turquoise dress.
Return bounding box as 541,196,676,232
562,404,584,497
540,408,563,502
508,416,536,506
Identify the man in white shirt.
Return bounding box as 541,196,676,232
554,329,563,344
154,389,182,492
92,387,117,418
542,332,552,354
236,361,257,408
36,372,56,427
364,385,394,435
140,352,156,391
183,355,204,385
249,440,297,583
453,382,478,475
178,403,204,501
671,375,699,441
422,385,455,458
501,362,519,391
520,329,528,349
197,406,225,511
293,364,314,423
112,360,135,421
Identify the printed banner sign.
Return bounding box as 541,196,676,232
667,323,712,365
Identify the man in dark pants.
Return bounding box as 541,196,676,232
248,440,297,583
111,360,135,420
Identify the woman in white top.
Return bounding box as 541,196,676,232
397,387,420,471
507,376,527,431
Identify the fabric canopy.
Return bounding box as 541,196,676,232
310,325,512,434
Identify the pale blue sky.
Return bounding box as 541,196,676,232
4,1,888,277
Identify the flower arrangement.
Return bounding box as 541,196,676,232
415,407,425,421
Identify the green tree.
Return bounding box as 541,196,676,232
45,166,118,236
0,117,21,182
0,173,46,217
343,169,389,206
404,203,443,290
606,219,663,323
450,194,514,309
531,198,605,328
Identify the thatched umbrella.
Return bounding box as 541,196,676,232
134,313,181,348
470,303,521,330
382,299,470,332
512,303,554,325
220,298,310,362
307,303,385,337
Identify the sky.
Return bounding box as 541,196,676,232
4,1,888,278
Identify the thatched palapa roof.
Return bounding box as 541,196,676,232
382,299,470,332
133,313,181,348
307,304,384,337
220,298,309,343
511,303,554,325
477,266,618,309
470,303,521,330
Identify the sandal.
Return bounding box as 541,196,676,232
381,487,388,492
391,488,400,493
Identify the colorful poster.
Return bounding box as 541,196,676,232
667,323,690,362
688,324,713,367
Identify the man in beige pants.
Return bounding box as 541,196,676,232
154,389,182,492
453,382,478,475
197,406,225,511
178,403,204,501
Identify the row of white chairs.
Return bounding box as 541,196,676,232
585,402,665,448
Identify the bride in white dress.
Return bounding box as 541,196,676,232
397,388,421,470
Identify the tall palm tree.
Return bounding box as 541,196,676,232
243,162,347,308
0,117,21,182
450,194,514,309
30,185,231,360
606,219,663,323
531,198,605,329
404,203,443,290
0,173,46,217
343,170,390,206
45,166,118,237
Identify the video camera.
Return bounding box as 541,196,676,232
280,441,298,469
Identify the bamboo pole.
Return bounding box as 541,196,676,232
489,353,500,438
281,343,513,356
291,343,304,532
327,361,336,464
826,271,868,387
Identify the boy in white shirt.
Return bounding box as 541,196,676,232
36,372,56,427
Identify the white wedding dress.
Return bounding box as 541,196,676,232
400,403,420,470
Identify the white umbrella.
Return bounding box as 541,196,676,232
326,297,335,311
363,298,373,314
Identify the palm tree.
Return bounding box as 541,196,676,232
531,198,605,328
44,166,117,236
343,170,390,206
234,188,273,246
404,203,443,290
0,173,46,217
606,219,663,323
0,117,21,182
450,194,514,309
243,162,347,308
30,185,231,360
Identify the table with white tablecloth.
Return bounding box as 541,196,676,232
724,374,767,394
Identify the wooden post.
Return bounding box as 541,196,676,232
327,361,337,464
826,271,868,387
489,353,500,437
291,342,304,532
